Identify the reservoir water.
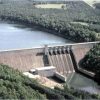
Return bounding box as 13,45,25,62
0,22,69,51
0,22,99,94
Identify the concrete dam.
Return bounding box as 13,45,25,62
0,41,99,79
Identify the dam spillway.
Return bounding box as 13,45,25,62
47,47,75,76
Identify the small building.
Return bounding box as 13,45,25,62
30,66,56,77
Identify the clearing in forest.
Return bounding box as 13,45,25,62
35,4,66,9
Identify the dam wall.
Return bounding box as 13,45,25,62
0,48,45,72
0,41,99,78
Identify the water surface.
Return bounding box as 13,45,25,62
0,22,70,50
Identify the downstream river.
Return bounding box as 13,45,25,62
0,22,69,51
0,22,99,94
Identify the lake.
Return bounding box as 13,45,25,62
0,22,70,51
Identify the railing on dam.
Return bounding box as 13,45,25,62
0,41,99,52
44,41,100,49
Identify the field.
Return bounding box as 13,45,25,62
70,22,89,26
35,4,66,9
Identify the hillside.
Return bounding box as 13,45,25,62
0,64,66,99
0,64,46,99
80,44,100,84
0,64,99,99
80,44,100,73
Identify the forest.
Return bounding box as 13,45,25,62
0,0,100,42
80,44,100,74
80,44,100,84
0,64,99,99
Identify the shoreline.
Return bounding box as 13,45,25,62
0,18,76,43
0,17,98,43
